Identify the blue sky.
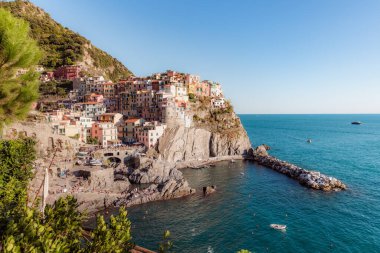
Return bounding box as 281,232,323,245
31,0,380,114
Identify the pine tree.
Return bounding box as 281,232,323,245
0,8,41,128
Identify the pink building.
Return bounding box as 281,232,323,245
195,81,210,97
54,65,81,80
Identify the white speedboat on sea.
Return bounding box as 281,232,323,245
270,224,287,230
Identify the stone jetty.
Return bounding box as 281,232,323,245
250,145,347,191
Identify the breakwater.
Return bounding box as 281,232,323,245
250,145,347,191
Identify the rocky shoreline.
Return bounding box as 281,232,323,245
19,119,346,216
249,145,347,191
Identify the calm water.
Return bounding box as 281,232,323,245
120,115,380,252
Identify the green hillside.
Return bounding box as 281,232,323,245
0,0,133,81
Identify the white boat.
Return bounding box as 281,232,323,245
230,159,236,163
306,139,312,143
270,224,287,230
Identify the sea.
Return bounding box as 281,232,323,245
111,114,380,253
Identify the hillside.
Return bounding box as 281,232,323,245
0,0,132,81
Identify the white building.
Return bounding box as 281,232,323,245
135,121,167,148
212,98,226,108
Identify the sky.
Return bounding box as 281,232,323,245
31,0,380,114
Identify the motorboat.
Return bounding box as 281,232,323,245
306,139,312,143
230,159,236,163
351,121,362,125
270,224,287,230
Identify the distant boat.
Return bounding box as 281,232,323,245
230,159,236,163
270,224,287,230
306,139,312,143
351,121,362,125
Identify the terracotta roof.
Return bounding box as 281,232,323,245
126,118,141,123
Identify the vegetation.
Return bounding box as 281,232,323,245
0,7,41,128
188,93,196,102
39,80,73,97
86,136,99,145
69,133,80,140
191,96,241,134
158,230,173,253
0,137,173,252
0,1,132,81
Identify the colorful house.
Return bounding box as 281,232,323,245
91,122,119,147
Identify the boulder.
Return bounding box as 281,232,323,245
254,145,269,157
203,185,216,196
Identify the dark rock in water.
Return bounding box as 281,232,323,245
203,185,216,196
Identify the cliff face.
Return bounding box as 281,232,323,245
157,120,251,163
156,97,251,163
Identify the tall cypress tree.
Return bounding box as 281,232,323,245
0,8,41,128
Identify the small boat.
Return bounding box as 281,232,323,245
230,159,236,163
270,224,287,230
351,121,362,125
306,139,312,143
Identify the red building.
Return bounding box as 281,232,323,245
54,65,81,80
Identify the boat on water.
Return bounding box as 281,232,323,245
351,121,362,125
270,224,287,230
306,139,312,143
230,159,236,163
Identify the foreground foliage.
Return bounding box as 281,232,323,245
0,138,135,252
0,8,41,128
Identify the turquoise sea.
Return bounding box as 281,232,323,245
121,115,380,252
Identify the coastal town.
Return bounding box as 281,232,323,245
35,65,226,149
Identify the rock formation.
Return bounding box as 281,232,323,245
203,185,216,196
157,125,251,163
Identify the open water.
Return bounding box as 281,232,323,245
116,114,380,252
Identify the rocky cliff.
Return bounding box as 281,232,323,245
156,98,251,163
157,124,251,163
